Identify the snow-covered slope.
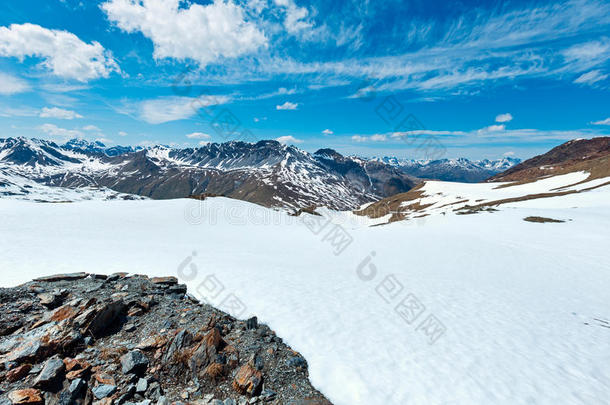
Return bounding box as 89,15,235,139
0,166,146,202
356,169,610,224
0,137,416,209
1,191,609,404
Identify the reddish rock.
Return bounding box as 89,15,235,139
150,276,178,285
136,335,167,351
232,364,263,396
50,305,78,322
6,364,32,382
63,358,91,380
204,328,224,350
7,389,44,405
66,368,89,380
94,372,116,385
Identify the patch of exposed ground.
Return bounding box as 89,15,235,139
523,216,566,223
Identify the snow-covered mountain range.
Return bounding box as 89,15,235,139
0,137,417,209
372,156,521,183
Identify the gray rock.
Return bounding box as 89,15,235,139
163,329,192,363
92,384,117,399
117,384,136,404
254,356,264,371
59,378,87,405
121,350,149,375
246,317,258,330
69,378,87,395
224,400,236,405
37,292,60,308
34,356,66,388
34,273,88,282
286,356,306,368
146,382,162,401
136,378,148,393
87,300,127,337
260,389,276,402
156,396,169,405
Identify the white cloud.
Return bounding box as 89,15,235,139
186,132,211,140
495,113,513,123
137,95,230,124
198,141,210,146
370,134,387,141
40,107,83,120
118,131,128,137
38,123,83,138
273,0,313,35
95,137,113,144
352,134,387,142
574,70,608,85
245,87,298,101
591,118,610,125
0,72,30,95
40,83,90,93
503,151,516,156
101,0,266,67
276,101,298,110
275,135,302,144
322,129,333,135
83,125,101,131
0,23,120,81
478,124,506,134
0,105,38,117
220,1,610,94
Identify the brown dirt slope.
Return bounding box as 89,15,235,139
488,137,610,184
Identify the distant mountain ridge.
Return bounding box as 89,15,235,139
372,156,521,183
0,137,417,209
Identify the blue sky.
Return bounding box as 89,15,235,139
1,0,609,160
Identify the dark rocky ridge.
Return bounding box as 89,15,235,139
0,273,332,405
0,137,417,210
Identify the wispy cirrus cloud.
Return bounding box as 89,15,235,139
181,0,610,95
128,96,230,124
38,123,83,139
591,118,610,125
0,72,30,95
40,107,83,120
574,70,609,85
186,132,211,140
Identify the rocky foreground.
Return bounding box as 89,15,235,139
0,273,332,405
